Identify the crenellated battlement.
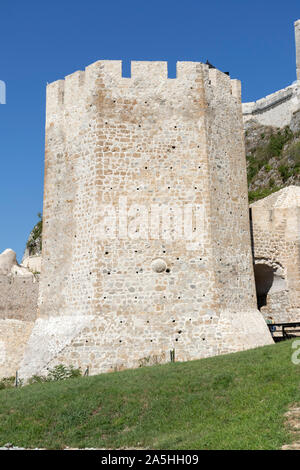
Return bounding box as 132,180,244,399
49,59,235,84
46,60,240,111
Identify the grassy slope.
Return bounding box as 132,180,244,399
0,340,299,450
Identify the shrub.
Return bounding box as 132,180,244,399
28,365,82,384
247,154,263,183
48,364,81,381
288,141,300,169
268,134,286,157
269,178,275,187
278,164,291,182
0,377,15,390
248,186,282,203
28,375,49,385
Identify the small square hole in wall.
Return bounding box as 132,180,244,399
168,61,177,79
122,60,131,78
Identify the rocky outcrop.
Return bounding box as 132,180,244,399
0,249,34,277
23,216,42,259
245,116,300,203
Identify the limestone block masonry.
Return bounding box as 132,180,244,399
0,249,38,322
251,186,300,323
19,60,272,379
242,83,300,128
0,249,38,378
21,255,42,274
0,275,38,322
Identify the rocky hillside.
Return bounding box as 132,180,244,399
23,213,42,259
245,110,300,203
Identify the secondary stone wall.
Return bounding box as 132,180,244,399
242,19,300,129
0,249,39,378
242,83,300,128
0,320,34,378
251,187,300,323
0,275,38,321
21,256,42,274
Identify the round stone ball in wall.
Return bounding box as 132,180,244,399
151,258,167,273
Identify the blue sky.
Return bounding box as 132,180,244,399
0,0,299,261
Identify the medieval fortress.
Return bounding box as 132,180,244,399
1,20,300,380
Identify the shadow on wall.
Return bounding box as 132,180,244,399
254,264,274,310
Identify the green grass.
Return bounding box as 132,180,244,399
0,341,299,450
26,212,42,255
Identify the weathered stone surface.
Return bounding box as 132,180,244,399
0,275,38,322
19,60,272,380
0,320,34,378
0,249,38,322
243,83,299,128
251,186,300,323
0,249,38,378
0,249,32,277
21,255,42,274
290,108,300,134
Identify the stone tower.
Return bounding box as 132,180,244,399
295,19,300,81
20,60,272,379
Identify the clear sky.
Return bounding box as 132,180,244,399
0,0,299,261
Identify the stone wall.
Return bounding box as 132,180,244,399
21,256,42,274
242,19,300,129
19,60,272,379
0,275,38,321
251,186,300,323
242,83,299,128
0,320,34,378
0,249,38,378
